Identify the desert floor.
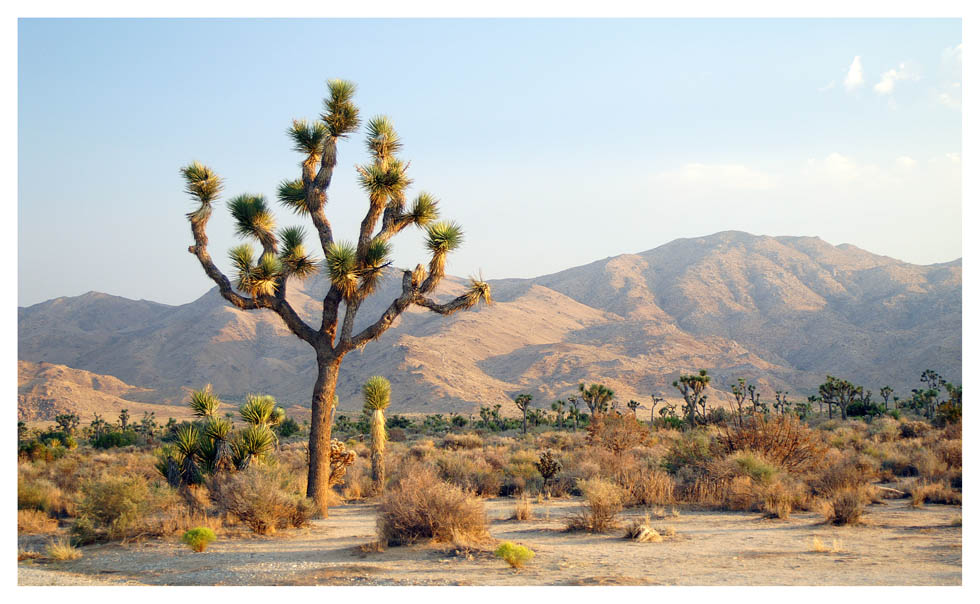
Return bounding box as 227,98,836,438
18,498,961,586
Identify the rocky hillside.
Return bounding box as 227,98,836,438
18,231,961,416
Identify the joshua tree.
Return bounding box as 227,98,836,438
179,80,491,515
362,376,391,493
773,391,790,415
920,369,946,391
673,370,711,428
118,409,130,430
650,394,665,423
729,379,751,427
551,400,566,430
578,383,615,417
514,393,534,435
626,400,641,417
818,375,861,420
54,413,80,436
567,396,580,432
880,385,894,411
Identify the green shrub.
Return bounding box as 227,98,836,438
494,541,535,569
91,430,140,449
733,452,778,484
662,430,712,474
73,475,155,541
181,527,217,552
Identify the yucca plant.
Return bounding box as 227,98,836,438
189,384,221,418
180,79,492,515
231,424,275,470
362,376,391,493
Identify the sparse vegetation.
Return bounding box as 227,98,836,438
45,538,82,561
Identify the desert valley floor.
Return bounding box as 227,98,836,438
19,497,960,586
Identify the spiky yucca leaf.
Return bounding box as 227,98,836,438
362,376,391,411
228,244,257,293
322,79,360,137
288,119,328,155
180,162,223,221
277,227,318,280
240,394,280,426
425,220,464,277
409,192,440,226
174,424,201,458
250,253,282,296
365,115,402,162
232,425,275,469
462,274,493,309
277,179,308,215
189,384,221,418
356,159,412,204
204,416,232,442
425,220,464,254
227,194,276,244
325,240,358,300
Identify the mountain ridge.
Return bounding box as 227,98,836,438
18,231,961,418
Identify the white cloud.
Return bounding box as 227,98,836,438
941,43,962,68
896,156,917,169
651,163,777,192
873,62,917,95
818,81,836,92
844,56,864,91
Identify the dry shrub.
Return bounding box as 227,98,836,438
340,458,373,500
435,452,501,496
810,452,877,497
900,421,931,439
46,538,81,561
513,496,533,521
18,509,58,534
377,469,490,547
762,482,794,519
441,433,483,450
209,465,315,535
18,476,69,517
587,414,651,454
933,439,962,469
909,482,961,507
604,453,674,506
810,536,843,553
824,488,868,525
566,477,625,533
408,440,436,460
73,475,158,541
624,515,661,542
719,414,827,472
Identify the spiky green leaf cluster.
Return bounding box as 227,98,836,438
325,240,358,299
227,194,276,244
357,159,412,203
277,179,308,215
204,417,232,442
288,119,328,155
362,376,392,411
174,424,202,458
228,244,282,297
232,425,275,468
359,239,391,295
278,226,318,279
322,79,360,137
364,116,402,162
240,394,284,427
425,220,464,254
180,162,223,221
189,384,221,418
408,192,440,227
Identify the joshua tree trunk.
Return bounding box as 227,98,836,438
307,353,342,516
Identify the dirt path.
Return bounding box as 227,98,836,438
19,499,961,586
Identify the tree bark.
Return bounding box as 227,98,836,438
307,352,343,516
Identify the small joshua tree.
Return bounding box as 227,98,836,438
650,394,665,423
514,393,533,435
118,408,130,430
362,375,391,493
880,385,894,411
551,400,566,430
567,396,580,431
535,450,562,487
179,80,491,515
673,370,710,428
54,413,80,436
818,375,861,420
626,400,641,417
579,383,615,417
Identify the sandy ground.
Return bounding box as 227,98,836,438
18,498,961,586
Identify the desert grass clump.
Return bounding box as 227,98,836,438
565,477,625,533
441,433,483,450
810,536,843,553
18,509,58,534
181,527,217,552
46,538,82,561
624,514,662,542
494,541,535,569
377,469,490,547
909,482,961,507
513,495,533,521
824,488,867,526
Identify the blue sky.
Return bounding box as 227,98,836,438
18,18,962,306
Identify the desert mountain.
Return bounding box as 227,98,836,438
18,231,961,417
